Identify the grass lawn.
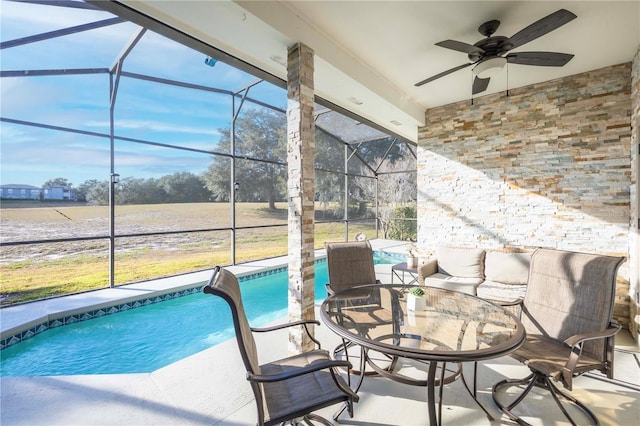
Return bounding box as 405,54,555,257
0,201,377,305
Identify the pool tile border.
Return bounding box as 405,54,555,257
0,262,301,350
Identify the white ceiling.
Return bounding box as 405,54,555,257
121,1,639,143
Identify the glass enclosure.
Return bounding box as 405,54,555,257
0,0,416,305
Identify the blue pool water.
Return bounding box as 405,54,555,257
0,252,400,377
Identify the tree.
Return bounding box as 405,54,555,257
75,179,100,202
160,172,211,203
355,155,416,239
314,130,346,218
202,108,287,209
352,136,406,166
387,205,417,241
82,175,212,205
85,180,109,205
43,177,72,188
117,177,166,204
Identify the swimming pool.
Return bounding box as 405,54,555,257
0,252,401,377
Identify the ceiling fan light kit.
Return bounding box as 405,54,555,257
473,57,507,78
415,8,577,96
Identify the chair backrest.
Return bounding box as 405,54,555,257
203,266,260,375
325,241,377,293
522,248,624,360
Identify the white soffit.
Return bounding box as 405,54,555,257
117,1,640,144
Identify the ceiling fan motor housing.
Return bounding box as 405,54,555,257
470,36,512,62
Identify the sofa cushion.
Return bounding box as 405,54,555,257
436,246,485,279
476,280,528,302
423,273,483,295
484,251,531,285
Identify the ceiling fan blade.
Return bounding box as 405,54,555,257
507,9,577,50
472,76,490,95
415,62,473,87
435,40,485,55
507,51,574,66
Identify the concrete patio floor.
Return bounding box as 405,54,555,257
1,319,638,426
1,242,639,425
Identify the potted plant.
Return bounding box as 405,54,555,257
406,286,426,311
406,244,419,269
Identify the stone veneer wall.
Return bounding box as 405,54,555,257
631,48,640,338
417,63,633,329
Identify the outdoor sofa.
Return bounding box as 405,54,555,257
417,246,532,304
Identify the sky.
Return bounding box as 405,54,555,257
0,0,287,188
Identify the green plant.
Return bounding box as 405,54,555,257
406,243,420,258
387,205,417,241
409,286,424,297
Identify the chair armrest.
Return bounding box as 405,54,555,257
246,359,353,383
561,323,621,389
326,283,335,296
563,323,621,347
252,320,322,349
251,319,320,333
418,259,438,284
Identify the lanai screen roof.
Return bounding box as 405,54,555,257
1,0,416,181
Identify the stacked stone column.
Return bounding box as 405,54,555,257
286,43,316,354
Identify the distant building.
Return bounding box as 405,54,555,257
0,184,42,200
43,185,74,200
0,184,75,200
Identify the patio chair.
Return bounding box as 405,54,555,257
324,240,380,296
203,266,359,426
492,248,624,425
324,241,387,375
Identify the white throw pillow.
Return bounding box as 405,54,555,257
436,246,485,278
484,251,531,285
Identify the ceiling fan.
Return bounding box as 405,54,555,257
415,9,577,95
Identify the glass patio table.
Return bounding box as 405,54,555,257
320,284,525,426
